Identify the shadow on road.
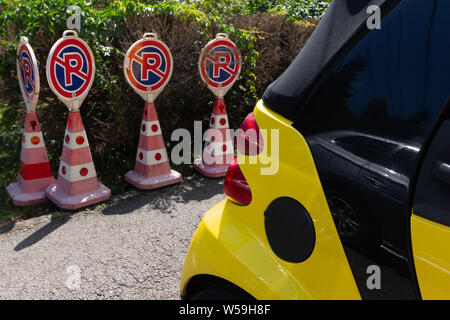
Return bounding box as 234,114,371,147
7,175,223,249
0,221,16,235
14,217,70,252
102,174,224,216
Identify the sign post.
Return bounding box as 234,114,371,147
45,30,111,210
6,36,55,206
194,33,241,177
123,33,181,190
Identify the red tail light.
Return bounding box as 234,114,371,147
236,112,263,155
224,112,263,205
224,157,252,205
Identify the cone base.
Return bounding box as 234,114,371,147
6,182,48,206
125,169,182,190
45,182,111,210
193,158,230,178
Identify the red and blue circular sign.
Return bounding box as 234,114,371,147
199,34,241,96
17,37,39,112
124,33,173,101
46,31,95,107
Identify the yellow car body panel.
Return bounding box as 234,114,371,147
181,100,361,299
411,214,450,300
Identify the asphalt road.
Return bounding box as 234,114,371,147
0,176,225,300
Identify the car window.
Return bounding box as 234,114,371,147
296,0,449,161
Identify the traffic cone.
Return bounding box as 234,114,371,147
6,112,54,206
125,102,181,189
45,110,111,210
193,97,234,178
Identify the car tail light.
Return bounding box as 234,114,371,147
224,112,264,205
236,112,263,155
224,157,252,205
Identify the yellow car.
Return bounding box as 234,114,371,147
181,0,450,299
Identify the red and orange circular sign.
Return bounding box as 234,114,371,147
124,33,173,101
199,34,241,97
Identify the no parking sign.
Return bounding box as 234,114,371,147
124,33,173,102
17,36,40,112
199,33,241,97
46,30,95,110
123,33,181,190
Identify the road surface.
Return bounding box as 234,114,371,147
0,176,225,299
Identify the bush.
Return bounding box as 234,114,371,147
0,0,328,221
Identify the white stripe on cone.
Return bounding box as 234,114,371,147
22,131,45,149
209,114,229,129
204,140,234,156
58,160,97,182
63,130,89,150
136,148,168,165
141,120,162,137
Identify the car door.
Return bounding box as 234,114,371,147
411,109,450,300
292,0,450,299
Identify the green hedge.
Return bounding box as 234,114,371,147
0,0,329,221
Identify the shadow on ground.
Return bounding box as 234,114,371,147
3,174,224,251
0,221,16,235
14,217,70,251
102,174,224,216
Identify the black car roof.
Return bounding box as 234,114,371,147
262,0,395,120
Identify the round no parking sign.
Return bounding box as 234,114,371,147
46,30,95,110
124,33,173,102
199,33,241,97
17,36,40,112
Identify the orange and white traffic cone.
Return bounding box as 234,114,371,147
125,102,181,189
193,97,234,178
45,110,111,210
6,112,54,206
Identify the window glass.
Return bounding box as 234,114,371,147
296,0,449,154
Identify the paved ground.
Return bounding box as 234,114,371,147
0,176,225,300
